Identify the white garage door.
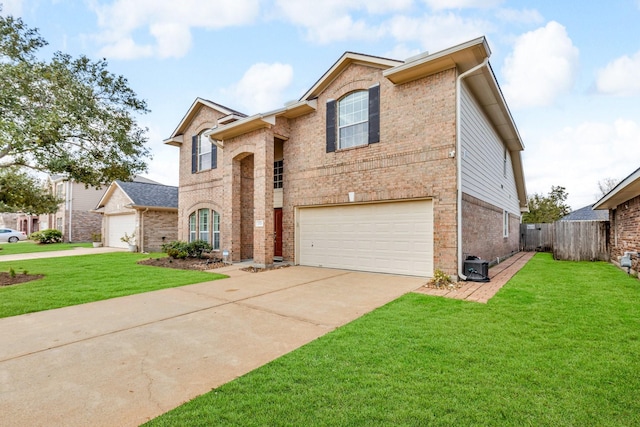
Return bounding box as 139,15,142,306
298,200,433,276
106,214,136,248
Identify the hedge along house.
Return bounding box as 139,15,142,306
165,37,527,278
95,180,178,252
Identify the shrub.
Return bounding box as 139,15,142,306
162,240,212,259
428,269,454,289
30,229,63,244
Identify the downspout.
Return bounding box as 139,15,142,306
140,207,149,252
67,181,73,242
456,58,489,281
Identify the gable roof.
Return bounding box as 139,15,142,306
593,166,640,210
560,204,609,221
96,180,178,211
164,98,247,146
301,52,402,101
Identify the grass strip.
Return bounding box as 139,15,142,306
0,252,225,318
0,241,92,256
146,253,640,426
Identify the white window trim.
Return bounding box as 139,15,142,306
198,133,212,171
338,91,369,149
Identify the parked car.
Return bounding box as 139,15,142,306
0,228,28,243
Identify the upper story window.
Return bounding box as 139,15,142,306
326,84,380,153
338,91,369,149
55,183,64,197
274,160,283,189
199,132,212,170
191,132,217,173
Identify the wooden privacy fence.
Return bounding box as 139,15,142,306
520,221,609,261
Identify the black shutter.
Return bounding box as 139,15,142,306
191,135,198,173
211,143,217,169
368,84,380,144
326,99,336,153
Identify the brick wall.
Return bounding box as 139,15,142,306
462,193,519,264
68,210,103,242
142,210,178,252
610,195,640,269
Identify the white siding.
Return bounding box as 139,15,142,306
460,82,520,215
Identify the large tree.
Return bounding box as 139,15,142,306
522,185,571,223
0,168,60,214
0,11,150,212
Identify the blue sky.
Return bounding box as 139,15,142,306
3,0,640,210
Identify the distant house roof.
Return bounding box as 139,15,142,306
560,204,609,221
96,180,178,211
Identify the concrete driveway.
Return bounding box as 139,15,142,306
0,264,424,427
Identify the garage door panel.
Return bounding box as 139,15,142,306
298,200,433,276
106,214,136,249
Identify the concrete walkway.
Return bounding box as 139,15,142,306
0,264,424,427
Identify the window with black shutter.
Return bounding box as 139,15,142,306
326,84,380,152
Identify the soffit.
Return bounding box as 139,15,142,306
593,167,640,210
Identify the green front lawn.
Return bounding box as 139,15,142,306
0,253,225,318
146,253,640,426
0,241,92,255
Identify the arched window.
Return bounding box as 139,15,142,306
188,212,196,242
189,208,220,250
338,90,369,149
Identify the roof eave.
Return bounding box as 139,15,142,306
593,167,640,210
129,205,178,211
163,135,183,147
209,99,318,141
383,36,491,85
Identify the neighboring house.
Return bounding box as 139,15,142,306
95,180,178,252
164,37,527,278
0,213,20,229
35,175,104,242
593,166,640,264
560,204,609,221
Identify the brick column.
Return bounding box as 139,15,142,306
253,131,275,267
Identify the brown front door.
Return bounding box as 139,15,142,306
274,208,283,257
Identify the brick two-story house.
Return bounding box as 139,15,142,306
165,37,527,278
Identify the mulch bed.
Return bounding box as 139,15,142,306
137,257,225,270
0,272,45,287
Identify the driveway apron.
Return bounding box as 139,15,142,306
0,265,424,427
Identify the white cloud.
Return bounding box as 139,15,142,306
387,13,492,54
502,21,579,109
495,8,544,25
384,44,421,61
524,118,640,209
223,62,294,114
90,0,260,60
423,0,504,10
0,0,23,16
596,51,640,97
274,0,411,44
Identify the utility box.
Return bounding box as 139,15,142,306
464,257,490,282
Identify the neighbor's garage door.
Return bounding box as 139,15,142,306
298,200,433,276
106,214,136,248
